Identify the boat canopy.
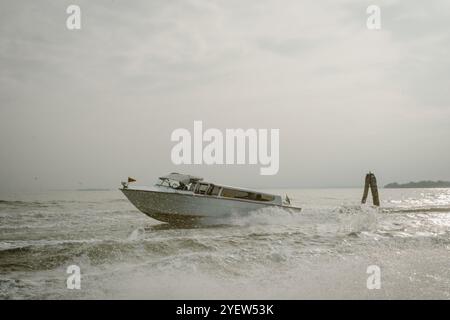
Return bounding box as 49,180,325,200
159,173,203,185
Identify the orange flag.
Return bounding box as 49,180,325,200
128,177,136,183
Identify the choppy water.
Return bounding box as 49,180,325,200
0,188,449,299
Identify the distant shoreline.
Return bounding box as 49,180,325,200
384,180,450,188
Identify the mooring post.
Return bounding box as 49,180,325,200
361,173,371,204
369,173,380,206
361,172,380,206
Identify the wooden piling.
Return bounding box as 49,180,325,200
361,173,371,204
369,173,380,206
361,172,380,206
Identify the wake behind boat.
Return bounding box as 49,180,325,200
120,173,301,225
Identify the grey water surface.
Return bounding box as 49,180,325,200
1,188,449,299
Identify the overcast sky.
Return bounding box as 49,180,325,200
1,0,449,193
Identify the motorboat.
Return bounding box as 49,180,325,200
120,173,301,225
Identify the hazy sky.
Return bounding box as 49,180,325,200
1,0,449,193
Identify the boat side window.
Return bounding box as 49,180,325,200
221,188,274,201
221,188,252,200
193,183,200,193
195,183,210,195
209,185,221,196
259,194,275,202
206,184,214,195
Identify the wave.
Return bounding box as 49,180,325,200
381,206,450,214
0,200,63,208
199,205,381,240
0,199,109,209
0,200,34,206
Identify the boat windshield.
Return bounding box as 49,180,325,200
157,178,190,190
156,173,203,191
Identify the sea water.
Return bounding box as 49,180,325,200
0,188,449,299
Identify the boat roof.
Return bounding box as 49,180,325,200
159,172,203,185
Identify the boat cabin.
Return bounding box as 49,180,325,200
157,173,281,205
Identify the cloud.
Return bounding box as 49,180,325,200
0,0,449,192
